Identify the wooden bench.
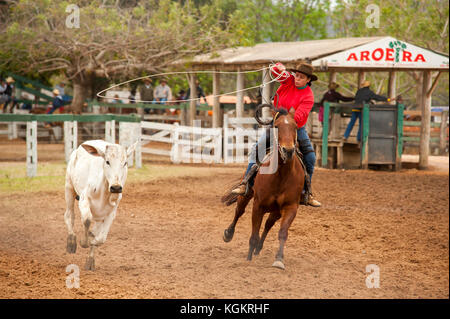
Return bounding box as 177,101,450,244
311,138,344,169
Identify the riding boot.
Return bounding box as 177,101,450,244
231,163,259,195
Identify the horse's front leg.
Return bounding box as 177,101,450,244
272,203,298,270
223,189,253,242
254,209,281,256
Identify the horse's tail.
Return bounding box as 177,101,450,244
221,179,242,206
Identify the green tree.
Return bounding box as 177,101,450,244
331,0,449,107
0,0,235,112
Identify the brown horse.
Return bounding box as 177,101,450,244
222,106,305,270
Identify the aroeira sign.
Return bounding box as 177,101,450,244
313,37,449,69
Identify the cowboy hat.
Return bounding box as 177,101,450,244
328,82,339,90
6,76,15,83
288,63,318,82
53,89,60,95
361,80,371,88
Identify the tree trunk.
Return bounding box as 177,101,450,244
69,82,88,114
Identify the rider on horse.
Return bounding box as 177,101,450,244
231,62,322,207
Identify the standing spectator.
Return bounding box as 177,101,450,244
110,94,123,114
319,82,354,125
139,78,154,114
185,80,206,104
343,80,392,142
2,77,16,113
44,89,64,127
128,89,137,104
0,78,7,111
175,89,186,104
55,82,65,96
153,78,172,104
47,89,64,114
55,82,71,102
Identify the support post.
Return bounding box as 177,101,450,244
321,102,330,167
357,71,366,89
26,121,37,177
213,70,221,128
439,111,448,154
236,68,244,118
419,70,432,169
189,73,197,126
396,103,404,171
361,104,370,169
388,71,396,105
262,69,271,118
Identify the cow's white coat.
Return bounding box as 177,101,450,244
64,139,137,270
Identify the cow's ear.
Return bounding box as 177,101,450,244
82,144,105,158
126,141,138,158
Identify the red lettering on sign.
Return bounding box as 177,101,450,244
386,48,394,61
372,48,384,61
347,53,358,61
360,51,370,61
402,51,412,62
414,54,426,62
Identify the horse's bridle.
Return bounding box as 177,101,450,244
255,104,297,164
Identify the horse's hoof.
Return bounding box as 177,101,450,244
223,229,234,242
272,260,285,270
79,238,89,249
84,257,95,271
66,234,77,254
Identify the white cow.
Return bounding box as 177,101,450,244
64,139,137,271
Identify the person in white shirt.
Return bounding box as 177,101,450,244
153,79,172,105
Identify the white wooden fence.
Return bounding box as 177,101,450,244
223,114,266,164
140,120,222,163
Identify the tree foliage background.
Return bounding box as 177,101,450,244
0,0,448,111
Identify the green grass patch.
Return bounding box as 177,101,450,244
0,162,229,194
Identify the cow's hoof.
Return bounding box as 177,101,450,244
223,228,234,242
84,257,95,271
66,234,77,254
272,260,285,270
80,238,89,249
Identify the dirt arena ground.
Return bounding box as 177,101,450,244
0,140,448,299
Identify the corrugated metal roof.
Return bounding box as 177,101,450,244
176,37,385,67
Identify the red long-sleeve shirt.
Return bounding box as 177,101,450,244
271,63,314,128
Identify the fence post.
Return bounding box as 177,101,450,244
64,121,78,163
321,102,330,167
8,122,18,140
119,121,141,168
105,120,115,143
396,103,404,171
170,122,180,164
440,111,448,154
134,122,142,169
26,121,37,177
223,114,232,164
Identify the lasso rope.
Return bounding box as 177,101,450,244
96,64,291,104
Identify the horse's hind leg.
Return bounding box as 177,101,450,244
254,210,281,256
223,189,253,242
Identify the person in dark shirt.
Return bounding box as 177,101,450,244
47,89,65,114
185,80,206,104
318,82,354,127
343,80,392,142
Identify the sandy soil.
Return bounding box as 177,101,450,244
0,140,448,298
